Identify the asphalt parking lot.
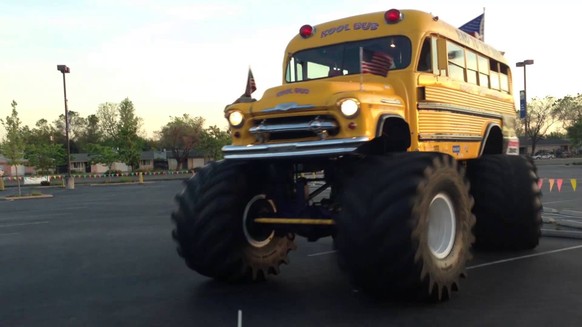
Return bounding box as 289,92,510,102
1,161,582,326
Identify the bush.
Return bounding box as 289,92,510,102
40,181,51,186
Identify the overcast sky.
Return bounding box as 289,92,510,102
0,0,577,138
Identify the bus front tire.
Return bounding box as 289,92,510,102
335,153,474,301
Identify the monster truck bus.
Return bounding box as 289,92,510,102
172,9,542,301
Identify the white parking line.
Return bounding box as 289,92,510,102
467,244,582,270
0,213,64,221
308,250,337,257
0,221,49,228
308,245,582,271
237,310,242,327
544,200,579,205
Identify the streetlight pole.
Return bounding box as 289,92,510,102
516,59,534,119
516,59,534,155
57,64,74,189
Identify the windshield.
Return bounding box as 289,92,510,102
286,36,411,82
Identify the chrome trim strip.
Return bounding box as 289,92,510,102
262,102,316,113
250,121,338,134
417,102,504,119
419,134,482,141
223,137,369,159
380,98,402,105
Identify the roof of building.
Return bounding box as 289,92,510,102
71,153,91,162
64,150,204,162
519,137,571,146
140,151,168,160
164,149,205,159
0,154,29,164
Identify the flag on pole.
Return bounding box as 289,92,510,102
360,48,393,77
244,67,257,97
459,13,485,41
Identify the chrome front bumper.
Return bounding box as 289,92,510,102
222,137,369,160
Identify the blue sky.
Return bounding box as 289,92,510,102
0,0,578,137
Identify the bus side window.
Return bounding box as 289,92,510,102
446,41,465,82
490,60,500,90
417,38,432,72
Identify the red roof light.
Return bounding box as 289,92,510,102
384,9,403,24
299,24,314,38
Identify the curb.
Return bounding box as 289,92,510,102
544,207,582,217
543,207,560,214
2,194,54,201
560,209,582,217
543,206,582,230
554,220,582,229
542,228,582,240
89,182,154,187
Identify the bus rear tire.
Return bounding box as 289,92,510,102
466,155,542,250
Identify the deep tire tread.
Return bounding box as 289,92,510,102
171,161,295,282
466,155,542,250
336,153,474,301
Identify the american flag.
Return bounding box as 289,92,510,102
244,68,257,97
459,13,485,41
360,48,393,77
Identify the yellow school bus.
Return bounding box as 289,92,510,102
172,9,541,302
223,9,519,159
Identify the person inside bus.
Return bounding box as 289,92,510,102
328,67,343,77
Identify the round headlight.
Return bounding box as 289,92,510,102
339,99,360,118
228,110,244,127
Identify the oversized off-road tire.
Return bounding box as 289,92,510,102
335,153,475,301
171,160,296,281
466,154,542,250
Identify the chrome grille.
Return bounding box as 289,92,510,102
250,115,339,141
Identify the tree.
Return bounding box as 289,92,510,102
25,143,66,175
24,119,65,175
94,99,144,170
0,101,26,195
552,94,582,131
138,136,159,151
116,98,143,170
96,102,119,144
77,114,102,152
567,121,582,148
87,144,120,180
199,125,231,161
546,131,567,139
158,114,205,170
553,94,582,148
28,119,57,144
51,111,86,154
53,111,86,141
521,96,558,155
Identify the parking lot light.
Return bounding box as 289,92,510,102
57,64,74,189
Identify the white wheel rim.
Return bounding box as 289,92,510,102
243,194,275,248
427,193,456,259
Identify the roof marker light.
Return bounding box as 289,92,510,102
384,9,403,24
299,24,314,38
